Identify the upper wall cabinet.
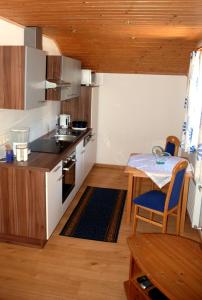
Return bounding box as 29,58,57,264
0,46,46,110
46,55,81,101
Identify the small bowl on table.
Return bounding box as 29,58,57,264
155,152,171,164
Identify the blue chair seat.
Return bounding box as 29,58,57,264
133,190,166,212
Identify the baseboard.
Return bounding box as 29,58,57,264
95,163,125,170
0,234,46,248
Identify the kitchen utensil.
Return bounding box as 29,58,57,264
72,120,87,130
155,152,171,164
152,145,164,156
58,114,71,128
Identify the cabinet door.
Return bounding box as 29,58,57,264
25,47,46,109
84,138,96,177
46,161,63,239
61,56,81,100
0,166,46,241
76,140,85,189
0,46,25,109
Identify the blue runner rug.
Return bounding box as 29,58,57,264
60,186,126,242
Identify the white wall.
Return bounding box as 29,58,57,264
97,73,187,165
0,18,61,158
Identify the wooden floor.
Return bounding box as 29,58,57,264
0,166,199,300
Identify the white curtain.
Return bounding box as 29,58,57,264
181,50,202,183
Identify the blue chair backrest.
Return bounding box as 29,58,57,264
165,142,175,156
168,168,186,210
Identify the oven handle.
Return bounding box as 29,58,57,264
63,161,75,172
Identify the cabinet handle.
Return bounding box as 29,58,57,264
63,161,75,171
53,165,61,172
81,150,85,154
57,175,64,181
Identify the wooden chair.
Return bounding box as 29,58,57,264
132,160,188,234
165,135,180,156
150,135,181,191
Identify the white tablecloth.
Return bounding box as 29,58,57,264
127,154,189,188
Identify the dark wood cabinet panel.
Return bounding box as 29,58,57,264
46,56,61,100
0,166,46,246
79,86,92,125
61,97,80,121
46,55,81,101
0,167,11,234
0,46,25,109
0,46,46,110
46,56,61,80
61,86,92,126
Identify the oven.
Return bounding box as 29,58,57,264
62,151,76,203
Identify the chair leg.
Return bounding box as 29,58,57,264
176,207,181,235
162,214,168,233
149,211,153,220
133,206,139,232
137,178,142,196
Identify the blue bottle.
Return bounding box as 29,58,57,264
6,149,14,163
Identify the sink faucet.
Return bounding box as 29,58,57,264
55,123,60,135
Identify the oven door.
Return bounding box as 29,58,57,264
62,158,76,203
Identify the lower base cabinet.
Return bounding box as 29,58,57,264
0,135,97,247
0,166,46,247
84,135,97,176
76,137,97,188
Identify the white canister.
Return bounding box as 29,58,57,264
16,143,28,162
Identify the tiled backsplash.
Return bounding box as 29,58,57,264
0,101,60,158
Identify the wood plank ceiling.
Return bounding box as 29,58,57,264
0,0,202,75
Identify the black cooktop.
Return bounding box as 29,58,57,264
30,139,71,154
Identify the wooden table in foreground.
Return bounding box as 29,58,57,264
124,233,202,300
124,163,192,235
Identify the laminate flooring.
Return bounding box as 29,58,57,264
0,166,199,300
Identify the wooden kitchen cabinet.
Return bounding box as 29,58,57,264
0,161,63,246
46,55,81,101
0,46,46,109
46,161,63,239
0,166,46,246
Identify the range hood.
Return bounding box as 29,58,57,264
45,79,71,89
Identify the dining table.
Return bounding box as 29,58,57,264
124,153,193,235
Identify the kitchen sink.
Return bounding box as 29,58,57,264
30,128,84,154
53,134,77,142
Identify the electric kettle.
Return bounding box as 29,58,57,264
58,114,71,128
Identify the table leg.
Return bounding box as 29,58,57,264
180,175,190,235
126,174,134,224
